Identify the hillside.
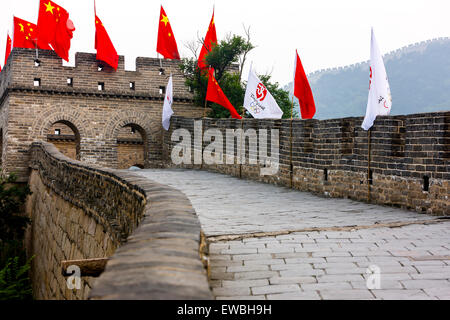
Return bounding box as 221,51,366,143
285,37,450,119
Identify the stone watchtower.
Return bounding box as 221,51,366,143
0,48,203,182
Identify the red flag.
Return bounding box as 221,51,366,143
95,15,119,70
198,10,217,70
37,0,75,61
13,17,51,50
156,6,180,60
206,68,241,119
4,34,11,66
294,50,315,119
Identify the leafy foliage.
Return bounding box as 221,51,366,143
0,172,31,242
0,171,33,300
0,255,33,300
180,33,295,119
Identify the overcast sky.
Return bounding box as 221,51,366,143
1,0,449,85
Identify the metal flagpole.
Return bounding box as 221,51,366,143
367,128,372,203
289,97,294,188
239,108,245,179
201,67,211,169
239,62,252,179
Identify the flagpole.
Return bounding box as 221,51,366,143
367,128,372,203
239,108,245,179
289,96,294,188
201,68,210,170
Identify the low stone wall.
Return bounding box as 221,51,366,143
26,141,211,300
163,112,449,215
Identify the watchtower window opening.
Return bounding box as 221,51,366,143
98,82,105,91
34,59,41,67
159,86,166,95
423,176,430,192
131,127,136,134
130,82,135,90
67,78,73,87
159,68,165,75
54,129,61,135
98,65,104,72
34,78,41,87
324,168,328,181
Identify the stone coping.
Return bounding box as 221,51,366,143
29,142,212,300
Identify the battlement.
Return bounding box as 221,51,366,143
0,48,193,102
307,37,450,79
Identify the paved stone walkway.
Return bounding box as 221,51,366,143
137,169,450,300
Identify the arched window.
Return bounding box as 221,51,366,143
46,121,81,160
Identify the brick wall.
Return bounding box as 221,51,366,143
163,112,449,215
26,142,211,300
0,48,204,182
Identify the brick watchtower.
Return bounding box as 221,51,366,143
0,48,203,182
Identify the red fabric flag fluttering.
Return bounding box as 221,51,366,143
293,50,316,119
4,34,12,67
95,15,119,70
198,10,217,70
37,0,75,61
206,68,241,119
156,6,180,60
13,16,51,50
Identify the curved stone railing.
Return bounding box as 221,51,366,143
28,141,212,300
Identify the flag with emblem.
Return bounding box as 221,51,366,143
293,50,315,119
362,28,392,130
244,67,283,119
162,74,174,130
95,14,119,70
157,6,180,60
4,34,12,67
198,10,217,70
206,68,241,119
13,17,51,50
37,0,75,61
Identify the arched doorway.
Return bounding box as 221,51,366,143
117,124,147,169
46,121,80,160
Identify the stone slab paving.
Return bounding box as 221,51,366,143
137,169,436,237
137,169,450,300
209,224,450,300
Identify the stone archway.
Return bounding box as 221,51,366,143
116,123,147,169
31,108,91,142
104,111,161,168
46,120,81,160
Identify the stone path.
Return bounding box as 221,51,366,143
137,169,450,300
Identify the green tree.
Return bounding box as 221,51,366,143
0,171,33,300
180,32,297,119
180,33,253,118
0,172,31,243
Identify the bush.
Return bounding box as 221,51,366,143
0,255,33,300
0,171,33,300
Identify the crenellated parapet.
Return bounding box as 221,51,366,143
0,48,194,102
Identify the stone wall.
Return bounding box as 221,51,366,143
0,48,204,182
163,112,449,215
26,141,212,300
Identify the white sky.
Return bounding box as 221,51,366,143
1,0,449,85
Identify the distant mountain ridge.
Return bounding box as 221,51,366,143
286,37,450,119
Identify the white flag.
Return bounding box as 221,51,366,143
243,68,283,119
362,28,392,130
162,74,174,131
